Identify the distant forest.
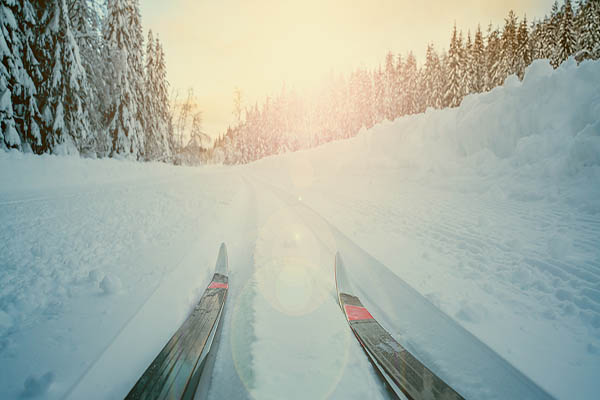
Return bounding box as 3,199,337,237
1,0,599,165
211,0,600,165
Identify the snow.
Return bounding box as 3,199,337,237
99,275,122,295
0,59,599,399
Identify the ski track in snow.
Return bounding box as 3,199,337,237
248,178,391,400
294,175,600,399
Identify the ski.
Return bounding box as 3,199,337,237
126,243,229,400
335,252,464,400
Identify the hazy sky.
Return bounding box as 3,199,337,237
140,0,555,138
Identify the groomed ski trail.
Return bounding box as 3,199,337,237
247,177,391,400
251,175,556,400
64,174,256,399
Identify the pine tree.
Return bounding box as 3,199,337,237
499,10,519,81
130,0,147,158
553,0,577,66
486,25,503,90
548,1,563,66
144,29,159,159
423,43,442,109
515,16,532,79
444,24,462,107
472,25,486,93
104,0,145,158
0,0,21,149
575,0,600,62
373,66,385,121
37,0,90,154
402,52,418,114
383,52,398,120
462,31,474,95
17,0,43,152
1,0,42,151
155,36,172,160
68,0,107,154
394,53,404,118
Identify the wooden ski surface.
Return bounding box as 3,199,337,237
126,245,229,400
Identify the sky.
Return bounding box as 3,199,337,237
140,0,556,139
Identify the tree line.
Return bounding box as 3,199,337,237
0,0,173,160
211,0,600,165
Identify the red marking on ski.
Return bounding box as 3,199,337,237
344,304,374,321
208,282,228,289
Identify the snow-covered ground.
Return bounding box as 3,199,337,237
1,59,599,399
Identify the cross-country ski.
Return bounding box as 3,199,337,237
334,252,465,400
126,243,229,399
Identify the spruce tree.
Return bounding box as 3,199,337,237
68,0,106,154
549,1,563,67
394,53,404,118
18,1,43,152
104,0,145,158
444,24,462,107
402,52,418,114
383,52,398,120
462,31,474,95
155,36,172,160
144,29,158,159
575,0,600,61
37,0,90,154
553,0,577,66
515,16,532,79
1,0,42,151
0,0,21,149
373,66,385,121
423,44,442,109
472,25,486,93
486,25,503,90
499,10,519,81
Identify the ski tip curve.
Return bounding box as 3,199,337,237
215,242,228,275
334,251,355,299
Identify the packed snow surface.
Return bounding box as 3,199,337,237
1,59,599,399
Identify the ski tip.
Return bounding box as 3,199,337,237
335,252,343,269
215,242,228,275
334,251,354,298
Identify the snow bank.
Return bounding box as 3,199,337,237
363,59,600,175
258,59,600,211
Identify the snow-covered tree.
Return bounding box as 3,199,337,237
383,52,398,120
37,0,90,154
154,36,172,159
0,0,43,151
515,16,532,79
472,25,486,92
486,25,503,90
575,0,600,62
103,0,145,158
553,0,577,66
68,0,108,154
0,0,22,149
499,10,519,81
444,24,462,107
422,44,442,109
402,52,419,114
373,66,385,121
462,31,474,95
